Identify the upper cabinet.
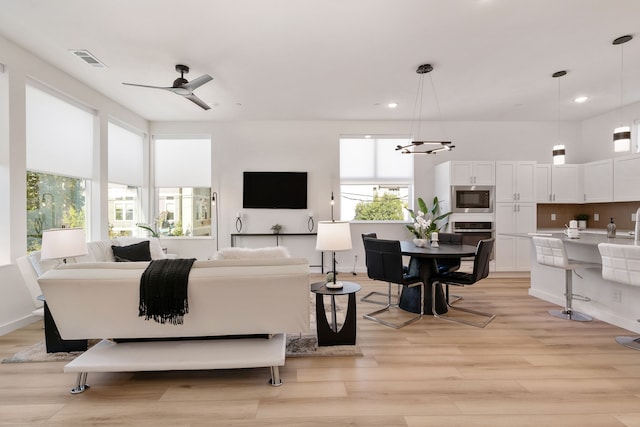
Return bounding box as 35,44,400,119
535,164,583,203
496,161,535,203
614,155,640,201
449,161,495,185
584,159,613,203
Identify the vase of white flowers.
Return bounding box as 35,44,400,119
406,197,451,247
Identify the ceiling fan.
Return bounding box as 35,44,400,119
122,64,213,110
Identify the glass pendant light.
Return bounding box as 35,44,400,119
612,35,633,152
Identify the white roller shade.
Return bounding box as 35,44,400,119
108,122,144,186
154,138,211,187
26,84,94,178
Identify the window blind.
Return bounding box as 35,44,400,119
108,122,144,187
154,137,211,187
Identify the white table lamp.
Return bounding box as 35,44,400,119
316,221,352,289
41,227,88,263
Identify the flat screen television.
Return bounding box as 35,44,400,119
242,171,308,209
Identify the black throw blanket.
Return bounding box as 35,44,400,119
139,258,196,325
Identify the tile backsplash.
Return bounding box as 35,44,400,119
537,201,640,231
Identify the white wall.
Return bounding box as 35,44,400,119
151,119,581,272
0,34,149,333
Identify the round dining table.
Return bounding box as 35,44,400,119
398,240,477,314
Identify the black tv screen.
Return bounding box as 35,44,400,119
243,172,308,209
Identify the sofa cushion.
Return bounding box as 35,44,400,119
115,237,166,260
212,246,290,260
112,241,152,262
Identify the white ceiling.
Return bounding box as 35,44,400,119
1,0,640,123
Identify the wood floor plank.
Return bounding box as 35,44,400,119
2,273,640,426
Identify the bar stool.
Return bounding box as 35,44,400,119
598,243,640,351
532,236,599,322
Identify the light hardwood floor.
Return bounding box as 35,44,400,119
1,274,640,426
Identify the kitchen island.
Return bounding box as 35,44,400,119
509,231,640,334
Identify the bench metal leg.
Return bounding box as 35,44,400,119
269,366,283,387
70,372,90,394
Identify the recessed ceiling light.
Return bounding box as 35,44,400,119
574,96,589,103
387,102,398,108
364,135,372,138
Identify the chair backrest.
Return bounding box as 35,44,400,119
362,237,405,285
598,243,640,287
532,236,569,269
471,238,494,281
438,232,462,245
361,232,377,244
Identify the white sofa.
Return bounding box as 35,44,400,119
36,245,310,393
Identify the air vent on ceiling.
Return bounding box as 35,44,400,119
69,50,107,68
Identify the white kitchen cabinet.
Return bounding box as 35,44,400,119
583,159,613,203
535,164,583,203
495,202,536,271
496,161,535,203
614,154,640,201
449,161,495,185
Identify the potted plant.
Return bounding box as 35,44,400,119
271,224,283,234
575,214,588,230
405,197,451,247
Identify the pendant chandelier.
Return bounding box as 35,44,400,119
396,63,455,155
552,70,567,165
612,34,633,152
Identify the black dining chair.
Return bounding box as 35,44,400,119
429,238,496,328
360,232,403,306
362,237,424,329
435,232,463,305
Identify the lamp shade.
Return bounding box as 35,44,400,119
41,227,88,260
316,221,352,251
552,144,566,165
613,126,631,152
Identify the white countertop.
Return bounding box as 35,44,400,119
505,230,640,246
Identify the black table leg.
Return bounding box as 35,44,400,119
398,257,448,315
44,303,88,353
316,293,357,346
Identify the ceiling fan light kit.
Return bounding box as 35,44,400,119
396,63,455,155
122,64,213,110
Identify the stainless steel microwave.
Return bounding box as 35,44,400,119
451,186,494,213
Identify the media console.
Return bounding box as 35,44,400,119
230,233,324,272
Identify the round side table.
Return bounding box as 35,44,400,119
310,281,361,346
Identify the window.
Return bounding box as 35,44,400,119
339,137,413,221
25,83,93,250
154,137,211,237
108,122,143,238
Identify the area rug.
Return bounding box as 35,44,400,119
2,335,361,364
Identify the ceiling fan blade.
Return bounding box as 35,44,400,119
185,94,211,110
122,82,173,91
182,74,213,91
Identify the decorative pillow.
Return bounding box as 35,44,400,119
115,237,166,260
212,246,290,260
112,241,152,262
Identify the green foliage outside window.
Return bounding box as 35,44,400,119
26,171,86,252
354,192,405,221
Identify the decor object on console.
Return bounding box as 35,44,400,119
316,221,352,289
405,197,451,247
41,227,88,264
395,63,455,155
612,35,633,152
307,211,315,232
271,223,282,234
235,212,243,233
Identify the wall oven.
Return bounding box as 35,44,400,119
451,221,495,259
451,186,494,213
